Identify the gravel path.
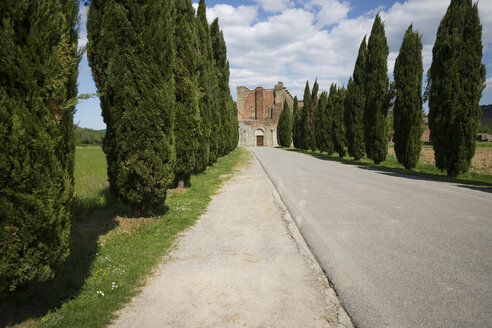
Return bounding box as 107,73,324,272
110,150,351,328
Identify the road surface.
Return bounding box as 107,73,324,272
252,147,492,328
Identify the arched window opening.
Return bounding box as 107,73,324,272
265,106,269,119
250,106,254,118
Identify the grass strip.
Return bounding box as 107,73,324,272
3,147,248,328
285,148,492,187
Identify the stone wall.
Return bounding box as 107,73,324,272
238,121,278,147
237,81,295,147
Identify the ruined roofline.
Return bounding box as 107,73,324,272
283,87,293,100
237,85,274,92
237,82,299,104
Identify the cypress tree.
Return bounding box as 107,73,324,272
307,80,319,151
292,96,302,148
87,0,176,214
277,99,292,147
333,85,347,157
344,78,356,153
230,98,239,150
209,18,237,154
364,14,390,164
195,0,213,171
315,91,333,153
174,0,200,186
210,18,228,156
0,0,79,293
393,25,424,170
300,81,311,150
314,91,324,151
324,84,339,155
345,36,367,160
428,0,485,176
224,62,238,153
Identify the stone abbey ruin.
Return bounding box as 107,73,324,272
237,82,300,147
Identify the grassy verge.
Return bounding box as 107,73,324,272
476,141,492,148
2,146,249,328
285,148,492,187
74,145,116,215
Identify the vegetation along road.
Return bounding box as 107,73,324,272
252,147,492,328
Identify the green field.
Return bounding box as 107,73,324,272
2,146,248,328
74,145,115,215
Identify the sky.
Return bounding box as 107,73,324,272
75,0,492,130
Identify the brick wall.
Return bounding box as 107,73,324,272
236,82,295,147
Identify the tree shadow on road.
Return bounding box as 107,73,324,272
284,148,492,189
365,169,492,193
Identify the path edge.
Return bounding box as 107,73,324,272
250,148,354,328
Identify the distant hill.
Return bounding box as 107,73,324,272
480,104,492,134
75,126,105,145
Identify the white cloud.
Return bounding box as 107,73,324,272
254,0,294,12
78,4,89,49
486,77,492,90
478,0,492,53
200,0,491,102
206,4,258,26
78,33,88,49
311,0,351,27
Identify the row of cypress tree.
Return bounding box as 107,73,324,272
87,0,238,216
1,0,80,295
286,0,485,176
0,0,238,294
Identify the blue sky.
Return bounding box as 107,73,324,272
75,0,492,130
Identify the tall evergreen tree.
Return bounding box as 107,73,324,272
314,91,324,150
174,0,200,186
195,0,213,171
300,81,311,150
393,25,424,170
364,14,390,164
332,85,347,157
315,91,333,153
307,80,319,151
209,18,237,154
230,98,239,149
277,99,292,147
292,96,302,148
324,84,339,155
210,18,229,156
87,0,176,213
345,36,367,160
344,78,356,153
0,0,79,293
428,0,485,176
224,62,238,153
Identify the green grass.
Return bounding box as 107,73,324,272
1,146,249,328
74,145,115,215
285,148,492,187
476,141,492,147
390,141,491,148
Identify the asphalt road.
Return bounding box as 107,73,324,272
252,147,492,328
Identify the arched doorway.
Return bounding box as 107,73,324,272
255,128,265,147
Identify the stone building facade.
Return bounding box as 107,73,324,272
237,82,296,147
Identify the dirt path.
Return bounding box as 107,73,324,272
110,150,351,328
